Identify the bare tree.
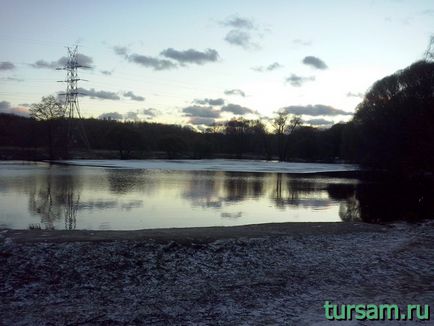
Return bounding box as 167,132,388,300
273,111,301,161
30,96,64,120
30,96,64,159
273,111,288,161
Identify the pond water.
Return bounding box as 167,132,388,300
0,160,432,230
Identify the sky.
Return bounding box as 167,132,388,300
0,0,433,129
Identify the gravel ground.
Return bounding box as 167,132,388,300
1,222,434,325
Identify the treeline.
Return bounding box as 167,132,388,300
1,59,433,175
0,113,355,162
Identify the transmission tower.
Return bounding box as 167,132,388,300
57,45,91,151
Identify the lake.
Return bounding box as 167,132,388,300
0,160,431,230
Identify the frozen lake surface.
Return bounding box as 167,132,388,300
59,159,360,173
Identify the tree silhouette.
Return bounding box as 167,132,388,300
353,60,434,173
29,96,65,159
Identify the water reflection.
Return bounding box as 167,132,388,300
1,163,434,230
27,168,81,230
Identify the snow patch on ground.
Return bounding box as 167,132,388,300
58,159,360,174
2,222,434,325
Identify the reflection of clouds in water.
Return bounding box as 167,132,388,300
276,197,334,209
221,212,243,219
78,199,144,211
197,200,223,209
121,200,143,210
79,200,118,210
98,222,111,230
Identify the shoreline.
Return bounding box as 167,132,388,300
2,221,385,244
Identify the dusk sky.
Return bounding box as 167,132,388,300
1,0,433,128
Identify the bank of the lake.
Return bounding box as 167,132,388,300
2,221,434,325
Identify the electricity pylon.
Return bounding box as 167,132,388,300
57,45,91,152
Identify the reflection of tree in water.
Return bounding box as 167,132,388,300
352,180,434,223
223,172,265,202
106,169,161,195
339,196,361,222
181,172,221,208
224,175,249,202
273,175,332,209
62,181,80,230
106,169,147,194
181,172,266,208
28,168,81,230
328,179,434,223
28,173,59,230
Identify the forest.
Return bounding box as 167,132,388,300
1,60,433,175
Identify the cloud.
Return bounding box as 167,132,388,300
127,53,177,70
420,9,434,15
142,108,158,118
78,88,120,100
58,53,93,68
31,60,57,69
252,62,283,72
281,104,353,116
123,91,145,101
124,111,140,121
221,103,255,115
303,118,334,126
302,56,328,70
0,101,29,116
188,117,216,126
182,105,221,118
31,54,94,69
193,98,225,106
292,39,312,46
220,15,261,50
224,89,246,97
160,48,219,65
113,45,177,70
346,91,364,98
225,30,258,49
98,112,123,120
113,46,129,57
0,61,15,71
285,74,315,87
115,45,218,70
220,16,255,29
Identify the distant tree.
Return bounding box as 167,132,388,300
29,96,65,159
273,111,301,161
273,111,288,161
224,118,251,158
107,124,143,159
250,119,271,159
159,135,188,158
353,60,434,173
